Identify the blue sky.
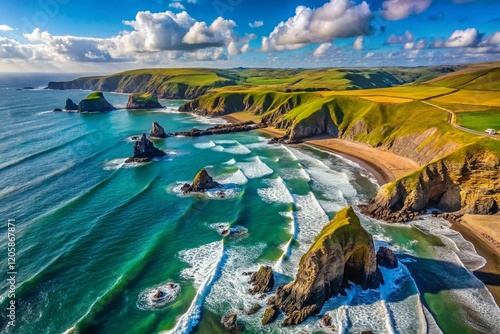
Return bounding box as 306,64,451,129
0,0,499,72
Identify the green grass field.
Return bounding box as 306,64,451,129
457,111,500,132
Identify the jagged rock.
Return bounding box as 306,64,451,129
220,314,242,333
150,122,167,138
53,108,62,112
321,314,335,329
78,92,116,113
65,98,78,110
261,306,280,325
181,169,221,193
270,206,381,327
126,94,163,109
247,303,262,315
125,133,166,163
249,266,274,295
168,121,263,137
376,247,398,269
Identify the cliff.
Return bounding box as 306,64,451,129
126,94,163,109
267,206,381,326
78,92,116,113
367,141,500,220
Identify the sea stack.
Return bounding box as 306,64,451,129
126,93,163,109
65,98,78,111
126,133,166,163
78,91,116,113
150,122,167,138
181,169,221,193
267,206,382,327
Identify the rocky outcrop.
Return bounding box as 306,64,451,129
267,206,381,327
53,108,62,112
150,122,167,138
126,94,163,109
248,266,274,295
261,306,280,325
220,314,242,333
65,98,78,110
125,133,166,163
366,144,500,219
181,169,221,193
78,92,116,113
247,303,262,315
168,121,263,137
376,247,398,269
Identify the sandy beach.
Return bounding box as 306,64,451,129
222,111,500,305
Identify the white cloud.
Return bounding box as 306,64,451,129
381,0,432,21
183,17,236,47
227,41,250,55
353,36,364,50
313,43,333,56
249,20,264,28
169,2,186,10
386,30,414,44
0,24,13,31
431,28,481,48
480,31,500,46
262,0,372,52
403,39,427,49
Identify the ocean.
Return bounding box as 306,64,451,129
0,75,499,334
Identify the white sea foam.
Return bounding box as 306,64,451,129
103,158,145,170
216,169,248,185
36,110,54,115
164,241,226,334
214,140,238,144
194,141,216,149
222,158,236,166
212,145,225,152
238,156,273,179
257,177,293,204
274,211,295,272
136,283,181,310
209,223,248,238
224,142,251,155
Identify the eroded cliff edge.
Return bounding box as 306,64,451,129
180,92,500,216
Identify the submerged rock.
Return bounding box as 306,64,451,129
220,314,243,333
126,93,163,109
125,133,166,163
249,266,274,295
376,247,398,269
53,108,62,112
150,122,167,138
65,98,78,111
78,91,116,113
181,169,221,193
247,303,262,315
269,206,382,327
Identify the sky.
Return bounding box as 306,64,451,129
0,0,500,73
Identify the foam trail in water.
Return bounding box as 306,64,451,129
238,156,273,179
194,141,216,149
224,142,251,155
215,169,248,185
222,158,236,166
257,177,293,204
274,211,296,272
164,241,226,334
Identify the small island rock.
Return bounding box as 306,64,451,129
125,133,166,163
150,122,167,138
65,98,78,111
376,247,398,269
126,93,163,109
78,91,116,113
181,169,221,193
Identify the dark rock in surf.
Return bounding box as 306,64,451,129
181,169,221,193
376,247,398,269
125,133,166,163
65,98,78,111
220,313,243,333
249,266,274,295
150,122,167,138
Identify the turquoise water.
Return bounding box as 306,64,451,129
0,83,499,334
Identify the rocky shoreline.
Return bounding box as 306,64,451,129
167,121,264,138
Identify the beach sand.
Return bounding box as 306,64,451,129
222,112,500,305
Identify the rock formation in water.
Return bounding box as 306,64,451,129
78,92,116,113
221,314,243,333
126,94,163,109
261,306,280,325
65,98,78,111
376,247,398,269
247,303,262,315
168,121,262,137
266,206,382,327
53,108,62,112
150,122,167,138
181,169,221,193
248,266,275,295
125,133,166,163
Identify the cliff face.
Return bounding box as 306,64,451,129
368,143,500,219
269,206,381,326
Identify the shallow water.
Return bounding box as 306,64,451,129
0,82,498,334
